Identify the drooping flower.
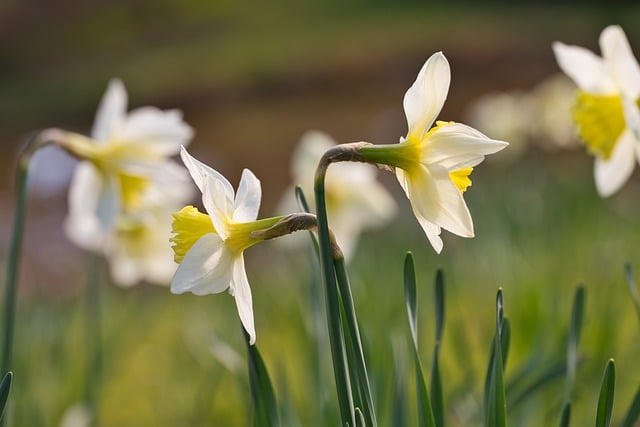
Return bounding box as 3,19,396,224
278,130,396,259
357,52,508,253
553,25,640,197
60,79,194,252
171,147,286,345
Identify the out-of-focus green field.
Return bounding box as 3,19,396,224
2,2,640,426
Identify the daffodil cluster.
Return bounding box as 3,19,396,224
554,25,640,197
49,79,195,285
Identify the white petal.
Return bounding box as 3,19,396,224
622,97,640,139
231,257,256,345
422,122,509,170
600,25,640,99
171,233,233,295
404,52,451,141
292,130,336,180
406,165,474,238
414,216,444,254
233,169,261,222
96,175,121,232
202,176,233,240
92,79,127,142
119,108,194,156
552,42,616,94
65,162,105,251
594,129,637,197
180,146,234,195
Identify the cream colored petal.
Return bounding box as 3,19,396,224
233,169,261,222
180,146,234,196
414,215,444,254
92,79,127,142
594,129,637,197
292,130,335,180
231,257,256,345
171,233,233,295
622,97,640,139
406,165,474,238
119,108,194,156
422,123,508,170
65,162,105,251
552,42,615,94
600,25,640,99
404,52,450,141
202,175,233,240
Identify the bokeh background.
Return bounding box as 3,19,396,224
1,2,640,426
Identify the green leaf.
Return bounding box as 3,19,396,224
563,286,585,423
485,289,507,427
595,359,615,427
559,402,571,427
620,384,640,427
403,252,436,427
431,269,445,427
245,331,280,427
0,372,12,421
624,264,640,325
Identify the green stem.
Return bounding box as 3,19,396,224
1,132,51,426
315,156,355,426
85,254,103,426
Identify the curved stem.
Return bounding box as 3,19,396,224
315,159,355,426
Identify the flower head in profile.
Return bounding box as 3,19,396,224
278,130,396,259
171,147,286,345
60,79,194,252
358,52,508,253
553,25,640,197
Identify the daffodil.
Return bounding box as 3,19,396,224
60,79,194,251
553,25,640,196
171,147,287,345
278,130,396,259
357,52,508,253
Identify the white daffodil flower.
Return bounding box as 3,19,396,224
278,130,397,259
62,79,194,251
553,25,640,197
171,147,284,345
358,52,508,253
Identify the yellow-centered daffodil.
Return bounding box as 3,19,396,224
358,52,508,253
553,25,640,197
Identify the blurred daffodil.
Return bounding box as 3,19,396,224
58,79,194,251
278,130,396,259
553,25,640,196
358,52,508,253
171,147,287,345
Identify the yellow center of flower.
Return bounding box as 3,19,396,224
573,92,626,159
170,206,216,263
449,167,473,192
118,173,149,211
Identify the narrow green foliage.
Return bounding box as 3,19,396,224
507,361,566,409
620,385,640,427
245,330,280,427
355,407,366,427
0,372,12,421
595,359,615,427
560,403,571,427
403,253,436,427
334,257,377,427
391,344,408,427
624,264,640,325
562,286,585,425
500,317,511,370
315,167,355,426
431,269,445,427
295,186,320,256
485,289,507,427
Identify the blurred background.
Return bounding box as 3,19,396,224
1,2,640,426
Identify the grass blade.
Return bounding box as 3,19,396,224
560,286,585,426
0,372,12,421
559,403,571,427
595,359,615,427
404,252,436,427
485,289,507,427
245,330,280,427
431,269,445,427
624,264,640,325
620,384,640,427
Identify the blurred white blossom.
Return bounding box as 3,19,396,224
554,25,640,196
277,130,397,259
